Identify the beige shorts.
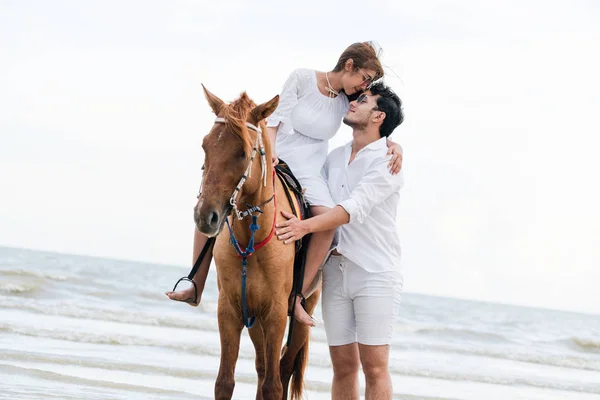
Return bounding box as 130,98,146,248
321,254,403,346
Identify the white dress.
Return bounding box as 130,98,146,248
267,68,350,208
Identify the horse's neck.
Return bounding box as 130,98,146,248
232,165,276,243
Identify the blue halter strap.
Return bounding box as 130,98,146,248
225,214,261,328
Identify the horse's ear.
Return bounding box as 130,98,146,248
202,84,225,115
251,95,280,123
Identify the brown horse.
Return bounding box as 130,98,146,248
195,86,320,400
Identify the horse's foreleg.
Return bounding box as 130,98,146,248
248,324,266,400
260,304,287,400
215,304,244,400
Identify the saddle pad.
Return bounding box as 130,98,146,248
275,161,311,222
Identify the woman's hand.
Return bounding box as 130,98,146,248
276,211,308,244
267,126,279,167
386,139,403,175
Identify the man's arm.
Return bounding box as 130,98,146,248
337,156,403,224
276,156,403,244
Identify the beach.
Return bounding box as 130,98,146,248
1,245,599,400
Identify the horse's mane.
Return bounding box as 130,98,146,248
222,92,256,155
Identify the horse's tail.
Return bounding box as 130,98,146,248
281,288,320,400
289,336,309,400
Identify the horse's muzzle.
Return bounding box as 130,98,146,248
194,205,230,237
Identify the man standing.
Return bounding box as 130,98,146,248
276,81,404,400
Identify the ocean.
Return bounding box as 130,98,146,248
1,245,599,400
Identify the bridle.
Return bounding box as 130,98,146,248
213,117,270,220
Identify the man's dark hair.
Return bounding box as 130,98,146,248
369,82,403,137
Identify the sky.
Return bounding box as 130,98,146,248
1,0,599,314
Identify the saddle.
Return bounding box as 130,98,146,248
275,160,311,247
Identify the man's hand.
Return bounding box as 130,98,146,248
272,155,279,167
276,211,309,244
386,140,403,175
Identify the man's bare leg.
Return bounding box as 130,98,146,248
330,343,360,400
165,227,213,306
293,205,335,326
359,344,392,400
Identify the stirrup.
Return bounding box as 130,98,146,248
297,293,307,309
288,293,306,316
168,237,215,305
170,277,198,304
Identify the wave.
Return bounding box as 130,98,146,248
4,296,598,372
387,363,600,395
0,268,70,281
0,348,330,387
0,297,218,331
0,282,41,294
571,337,600,353
0,297,332,347
413,326,511,344
391,341,600,372
536,337,600,354
0,322,332,367
0,350,340,397
401,325,600,369
3,344,599,396
0,363,207,400
0,322,227,356
2,348,221,380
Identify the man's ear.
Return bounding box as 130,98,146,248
373,110,386,123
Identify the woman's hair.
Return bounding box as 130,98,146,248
332,42,384,81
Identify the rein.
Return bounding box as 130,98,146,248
213,117,276,328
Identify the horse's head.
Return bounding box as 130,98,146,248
194,86,279,236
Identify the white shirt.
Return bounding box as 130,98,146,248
266,68,350,207
323,137,404,274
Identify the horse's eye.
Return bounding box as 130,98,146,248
239,151,246,159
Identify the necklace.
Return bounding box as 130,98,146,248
325,72,339,97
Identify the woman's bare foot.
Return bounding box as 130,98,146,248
165,285,203,307
293,295,316,327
